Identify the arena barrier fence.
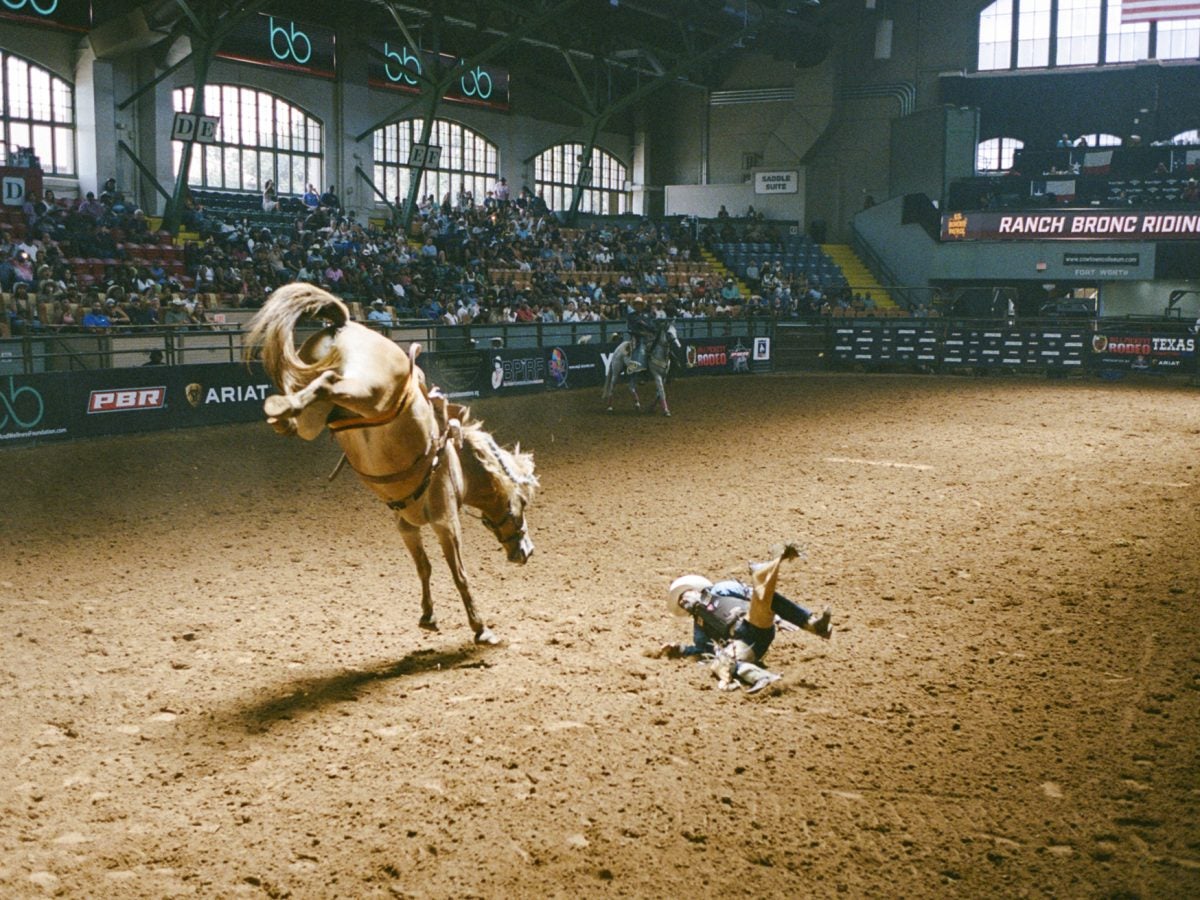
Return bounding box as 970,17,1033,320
1,318,1194,446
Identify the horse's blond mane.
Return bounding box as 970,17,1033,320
461,419,538,505
244,284,350,392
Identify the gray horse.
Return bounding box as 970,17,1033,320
601,321,682,416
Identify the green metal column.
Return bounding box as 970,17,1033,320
161,44,213,235
566,116,602,225
399,89,443,237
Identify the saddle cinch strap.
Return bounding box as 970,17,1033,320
323,362,465,510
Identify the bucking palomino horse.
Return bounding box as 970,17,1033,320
601,320,683,417
245,283,537,645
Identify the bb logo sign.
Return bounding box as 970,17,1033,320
88,387,166,414
2,0,58,15
269,17,312,65
384,42,422,85
460,66,492,99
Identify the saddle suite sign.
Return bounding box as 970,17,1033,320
754,171,798,194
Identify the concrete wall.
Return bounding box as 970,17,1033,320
664,176,805,221
852,197,936,296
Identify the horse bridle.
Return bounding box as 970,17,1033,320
476,432,531,554
481,506,527,553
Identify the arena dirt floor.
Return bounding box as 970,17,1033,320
1,372,1199,899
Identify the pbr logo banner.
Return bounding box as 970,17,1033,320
1092,332,1196,372
74,367,174,437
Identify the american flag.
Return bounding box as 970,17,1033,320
1121,0,1200,24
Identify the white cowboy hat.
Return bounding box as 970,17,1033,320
668,574,712,616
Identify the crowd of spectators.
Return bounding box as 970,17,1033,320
3,173,862,337
174,182,843,325
0,176,210,335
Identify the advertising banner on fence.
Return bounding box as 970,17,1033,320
680,339,754,376
940,328,1087,368
0,364,276,446
483,347,549,396
171,364,275,428
546,344,606,390
1091,332,1196,371
831,325,940,364
0,371,71,444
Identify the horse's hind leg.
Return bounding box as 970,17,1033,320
432,517,499,645
627,376,641,411
654,374,670,417
396,518,437,631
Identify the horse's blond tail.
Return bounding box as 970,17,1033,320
244,283,349,390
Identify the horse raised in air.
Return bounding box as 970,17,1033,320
244,283,537,645
602,320,682,416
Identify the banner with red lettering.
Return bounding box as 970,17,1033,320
1092,332,1197,371
942,209,1200,240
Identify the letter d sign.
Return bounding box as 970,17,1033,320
269,17,312,65
2,177,26,206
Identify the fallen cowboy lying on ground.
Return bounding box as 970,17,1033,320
649,542,832,694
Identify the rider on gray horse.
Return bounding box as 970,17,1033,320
624,297,658,373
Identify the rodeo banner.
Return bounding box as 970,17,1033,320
679,338,756,376
1091,332,1196,372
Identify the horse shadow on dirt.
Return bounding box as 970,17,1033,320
225,644,491,734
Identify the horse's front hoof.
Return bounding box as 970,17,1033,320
263,394,294,418
474,628,501,646
418,615,439,632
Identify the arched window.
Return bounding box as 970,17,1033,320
372,118,497,209
977,136,1024,173
0,51,75,175
1074,132,1122,147
1170,129,1199,144
534,144,629,214
172,86,322,195
978,0,1200,69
